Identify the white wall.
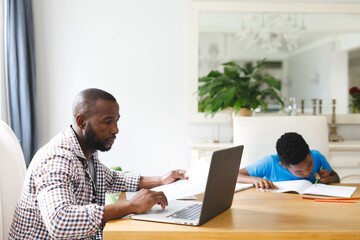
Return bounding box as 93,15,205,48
32,0,233,175
31,0,360,176
287,41,333,113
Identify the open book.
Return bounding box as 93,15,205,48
270,179,356,198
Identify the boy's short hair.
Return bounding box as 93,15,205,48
276,132,310,165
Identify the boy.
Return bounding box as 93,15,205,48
237,132,340,190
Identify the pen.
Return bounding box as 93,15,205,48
315,199,356,203
302,197,360,200
314,166,323,186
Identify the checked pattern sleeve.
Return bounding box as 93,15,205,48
103,165,140,193
35,154,104,239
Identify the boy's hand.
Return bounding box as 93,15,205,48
253,177,278,191
313,168,331,184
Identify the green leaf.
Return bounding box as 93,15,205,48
264,88,285,107
262,76,281,90
258,99,268,110
236,96,248,108
224,87,236,107
111,166,122,171
234,99,242,113
207,70,223,78
222,62,240,68
238,77,250,83
212,92,226,111
249,81,261,92
198,76,212,83
223,62,249,76
224,66,239,79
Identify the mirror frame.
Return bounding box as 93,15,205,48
188,1,360,124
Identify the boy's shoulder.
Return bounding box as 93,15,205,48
310,149,323,157
256,154,280,165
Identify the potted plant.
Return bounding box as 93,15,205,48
197,59,284,117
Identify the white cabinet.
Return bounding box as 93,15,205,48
188,141,233,165
328,141,360,183
189,141,360,183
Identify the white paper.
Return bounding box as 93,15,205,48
234,183,254,192
150,157,210,201
125,158,210,201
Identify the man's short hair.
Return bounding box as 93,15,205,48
72,88,117,118
275,132,310,165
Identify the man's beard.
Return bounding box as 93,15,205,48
84,123,112,152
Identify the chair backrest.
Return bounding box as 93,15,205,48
0,120,26,240
233,116,329,169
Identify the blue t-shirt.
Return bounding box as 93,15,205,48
246,150,331,183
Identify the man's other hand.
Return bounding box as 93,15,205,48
160,169,187,185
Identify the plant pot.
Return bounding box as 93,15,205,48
237,108,253,117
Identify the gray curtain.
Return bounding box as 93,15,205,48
7,0,37,167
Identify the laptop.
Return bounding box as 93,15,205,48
131,145,244,226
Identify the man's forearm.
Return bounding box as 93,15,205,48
137,176,163,190
101,201,133,226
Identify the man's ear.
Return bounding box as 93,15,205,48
75,114,86,129
279,162,288,169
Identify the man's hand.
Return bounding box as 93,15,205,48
102,189,168,225
313,168,331,184
253,177,278,191
138,169,187,190
160,169,187,185
128,189,168,214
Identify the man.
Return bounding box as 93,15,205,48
9,88,186,239
237,132,339,190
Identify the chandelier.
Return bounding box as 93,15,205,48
235,13,306,53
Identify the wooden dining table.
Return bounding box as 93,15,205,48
103,183,360,240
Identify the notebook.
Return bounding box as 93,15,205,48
131,145,244,226
269,179,356,198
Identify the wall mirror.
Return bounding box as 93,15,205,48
188,2,360,123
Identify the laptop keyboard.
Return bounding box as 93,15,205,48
166,204,201,220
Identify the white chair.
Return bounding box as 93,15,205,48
0,120,26,240
233,116,329,169
340,175,360,183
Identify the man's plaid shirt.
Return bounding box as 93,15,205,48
9,126,140,239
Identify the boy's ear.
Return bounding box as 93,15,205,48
279,162,288,169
